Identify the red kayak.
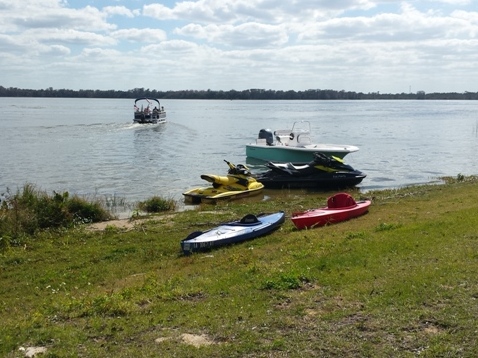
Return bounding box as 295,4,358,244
291,192,371,230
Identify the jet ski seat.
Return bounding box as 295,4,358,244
286,163,309,171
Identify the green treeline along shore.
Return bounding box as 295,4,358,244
1,176,478,357
2,85,478,100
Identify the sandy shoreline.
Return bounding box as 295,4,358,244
87,219,139,231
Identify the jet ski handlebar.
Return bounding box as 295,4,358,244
224,159,251,175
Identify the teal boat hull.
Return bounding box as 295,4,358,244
246,144,357,162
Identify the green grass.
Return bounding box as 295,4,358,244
1,178,478,356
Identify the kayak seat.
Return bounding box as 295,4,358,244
240,214,260,224
327,193,357,208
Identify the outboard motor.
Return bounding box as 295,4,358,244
258,129,274,146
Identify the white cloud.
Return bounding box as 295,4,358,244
143,3,178,20
435,0,471,5
4,3,114,32
103,6,136,18
175,22,288,47
111,28,167,43
1,0,477,92
29,28,117,46
42,44,71,56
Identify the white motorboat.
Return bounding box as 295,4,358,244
246,121,359,162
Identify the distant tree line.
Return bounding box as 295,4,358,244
1,86,478,100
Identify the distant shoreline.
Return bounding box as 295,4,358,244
1,86,477,100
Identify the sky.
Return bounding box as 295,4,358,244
1,0,477,94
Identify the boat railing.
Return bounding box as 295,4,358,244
291,120,312,133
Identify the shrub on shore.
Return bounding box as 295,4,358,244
0,184,112,245
136,195,176,213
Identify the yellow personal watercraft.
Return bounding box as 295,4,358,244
183,160,264,204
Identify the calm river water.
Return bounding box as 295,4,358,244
1,98,478,214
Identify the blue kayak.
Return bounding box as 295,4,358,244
181,211,285,254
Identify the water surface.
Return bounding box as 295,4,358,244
1,98,477,212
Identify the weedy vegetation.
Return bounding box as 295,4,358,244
1,176,478,357
136,195,177,213
0,184,112,248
